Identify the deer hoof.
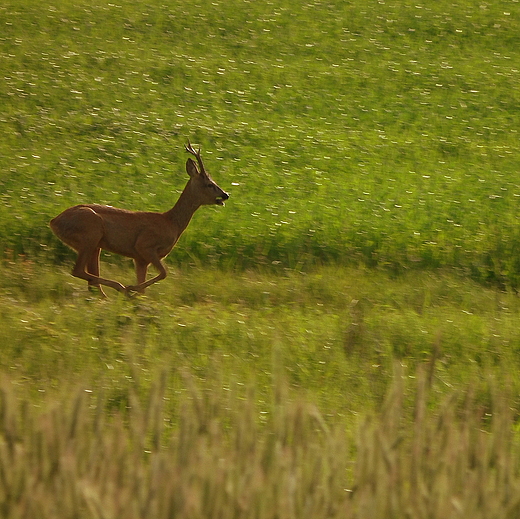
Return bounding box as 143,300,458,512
124,285,143,297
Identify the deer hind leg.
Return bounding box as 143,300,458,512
60,208,125,295
72,247,126,295
52,206,126,296
87,248,107,297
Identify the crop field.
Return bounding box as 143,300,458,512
2,0,520,517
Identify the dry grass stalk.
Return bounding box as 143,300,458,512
1,371,520,518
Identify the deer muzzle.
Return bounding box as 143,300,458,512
216,192,230,206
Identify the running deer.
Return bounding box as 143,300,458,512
50,141,229,297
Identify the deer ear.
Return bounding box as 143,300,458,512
186,158,200,177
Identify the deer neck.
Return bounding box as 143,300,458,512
164,184,201,234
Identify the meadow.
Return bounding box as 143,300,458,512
2,0,520,516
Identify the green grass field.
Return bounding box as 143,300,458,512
2,0,520,516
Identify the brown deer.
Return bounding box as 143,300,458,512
50,141,229,297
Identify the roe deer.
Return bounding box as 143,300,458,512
50,141,229,297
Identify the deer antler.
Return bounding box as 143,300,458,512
185,139,206,175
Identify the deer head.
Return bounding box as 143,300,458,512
185,140,229,206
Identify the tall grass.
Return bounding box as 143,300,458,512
2,368,520,519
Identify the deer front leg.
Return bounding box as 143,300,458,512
130,258,150,295
87,248,107,297
125,256,167,295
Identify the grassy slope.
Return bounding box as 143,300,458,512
1,0,520,281
0,0,519,420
